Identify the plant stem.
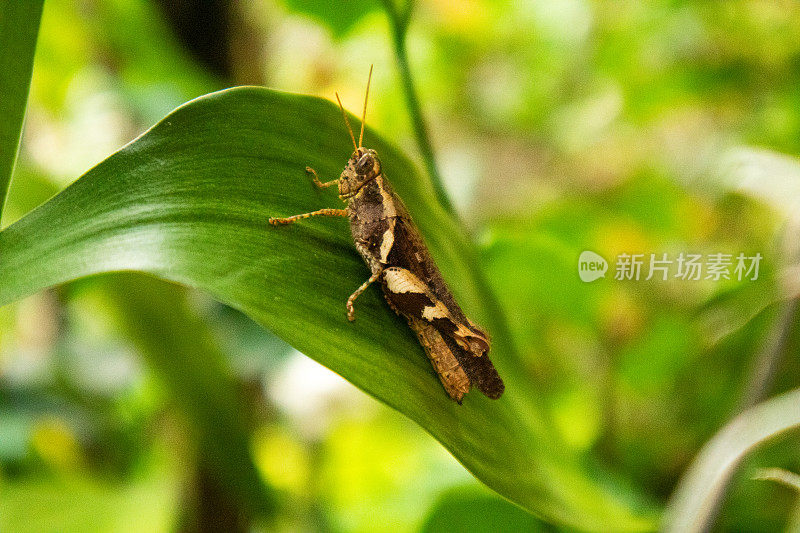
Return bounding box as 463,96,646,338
379,0,525,381
380,0,455,216
738,298,798,411
739,220,800,411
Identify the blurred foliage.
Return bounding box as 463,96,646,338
664,388,800,531
2,0,800,531
283,0,380,36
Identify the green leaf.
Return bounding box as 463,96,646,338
0,0,44,215
0,87,656,530
663,387,800,532
753,467,800,493
420,484,550,533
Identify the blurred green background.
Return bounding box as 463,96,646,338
2,0,800,531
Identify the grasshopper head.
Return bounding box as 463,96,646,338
338,147,381,198
335,66,379,199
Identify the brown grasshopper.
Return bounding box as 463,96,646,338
269,67,504,402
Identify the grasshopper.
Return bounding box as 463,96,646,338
269,67,504,402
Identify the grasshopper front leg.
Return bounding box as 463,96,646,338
346,268,384,321
306,166,338,188
268,166,345,224
269,208,348,225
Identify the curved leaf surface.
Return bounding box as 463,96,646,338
0,87,655,530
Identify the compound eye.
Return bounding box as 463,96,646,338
356,154,373,174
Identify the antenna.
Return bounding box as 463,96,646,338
336,92,358,151
358,64,373,148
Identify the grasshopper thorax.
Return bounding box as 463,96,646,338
338,147,382,199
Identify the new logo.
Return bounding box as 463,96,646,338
578,251,608,282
